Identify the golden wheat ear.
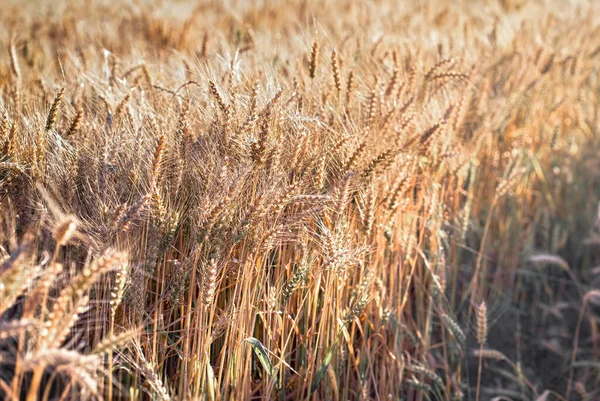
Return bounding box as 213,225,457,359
309,40,320,79
45,87,65,132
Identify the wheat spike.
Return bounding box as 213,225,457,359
309,40,320,79
45,87,65,131
476,302,487,346
331,49,342,95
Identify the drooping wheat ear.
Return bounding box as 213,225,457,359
309,40,319,79
472,349,507,360
3,121,16,159
98,94,113,122
176,98,190,135
210,307,234,341
202,259,218,305
152,134,165,186
53,215,77,247
23,260,62,317
384,67,400,99
343,291,370,326
92,330,137,355
335,172,353,218
268,129,283,174
0,245,38,315
24,351,100,400
240,24,256,53
45,87,65,131
252,109,270,167
386,176,407,213
331,135,349,161
248,79,260,117
200,30,210,58
476,302,487,346
128,264,145,314
429,71,469,83
204,194,231,230
366,80,380,128
320,89,330,112
406,364,444,388
289,130,308,170
209,80,228,114
344,141,367,171
362,185,376,238
48,251,126,324
331,49,342,95
141,63,152,87
315,154,327,190
419,122,441,152
217,155,230,184
262,88,283,114
21,349,99,371
391,48,400,66
259,223,284,252
151,190,166,222
44,252,127,347
9,38,21,82
441,313,466,345
528,254,570,271
136,346,171,401
11,82,20,108
424,58,455,80
406,64,417,97
337,340,348,380
254,184,295,234
116,194,150,233
437,250,447,292
363,147,396,178
321,226,338,262
51,294,90,346
67,108,83,137
346,70,356,104
379,108,397,134
447,71,472,129
110,261,129,321
539,52,555,75
461,162,476,241
396,112,415,140
281,257,310,306
115,92,131,119
493,167,527,203
0,109,8,138
393,320,417,346
34,129,47,176
165,259,186,306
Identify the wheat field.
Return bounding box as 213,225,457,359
1,0,599,400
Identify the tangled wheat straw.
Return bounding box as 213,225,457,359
1,0,600,400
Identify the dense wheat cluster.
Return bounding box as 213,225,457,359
1,0,600,400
